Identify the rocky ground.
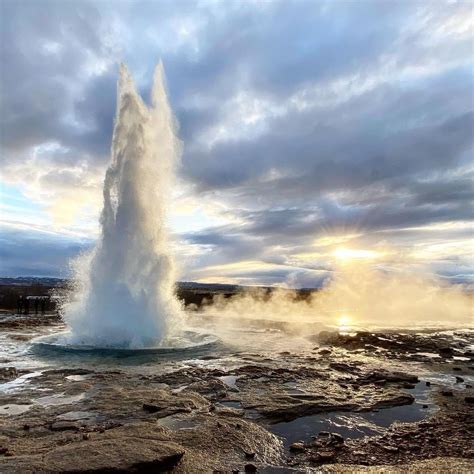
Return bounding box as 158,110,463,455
0,313,473,472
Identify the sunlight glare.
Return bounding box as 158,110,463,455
332,247,379,261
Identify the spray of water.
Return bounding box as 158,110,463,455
62,62,183,348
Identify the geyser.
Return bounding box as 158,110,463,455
60,62,184,349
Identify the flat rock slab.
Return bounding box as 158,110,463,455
0,437,185,473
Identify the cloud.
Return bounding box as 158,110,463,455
0,0,473,283
0,224,92,277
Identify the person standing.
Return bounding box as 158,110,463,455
34,298,39,315
24,297,30,315
17,295,23,315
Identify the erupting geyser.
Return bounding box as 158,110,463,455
58,62,186,349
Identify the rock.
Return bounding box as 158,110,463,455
244,451,256,460
441,390,453,397
455,376,464,383
370,393,414,409
453,367,462,371
0,367,17,382
244,463,258,472
425,381,431,387
185,378,228,399
465,396,474,404
439,347,454,357
289,442,305,453
143,403,163,413
2,437,185,472
213,406,244,417
330,433,344,444
318,349,332,355
361,370,418,384
382,445,399,453
50,421,81,431
315,450,335,462
330,362,358,373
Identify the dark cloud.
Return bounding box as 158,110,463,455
0,226,92,277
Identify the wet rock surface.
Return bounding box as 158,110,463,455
0,315,473,472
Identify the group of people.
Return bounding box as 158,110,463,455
16,296,49,315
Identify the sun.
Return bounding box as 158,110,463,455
337,314,352,332
332,247,379,261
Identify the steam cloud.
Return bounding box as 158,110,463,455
201,260,473,333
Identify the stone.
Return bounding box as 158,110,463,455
464,396,474,404
0,367,17,381
315,450,335,462
455,376,464,383
441,390,453,397
382,445,399,453
2,438,185,472
289,442,305,453
143,403,163,413
330,433,344,444
244,451,256,460
50,421,81,431
244,463,258,472
439,347,454,357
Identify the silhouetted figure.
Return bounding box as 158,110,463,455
41,298,46,315
17,295,23,315
24,298,30,315
34,298,39,315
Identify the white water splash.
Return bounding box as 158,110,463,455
62,62,183,348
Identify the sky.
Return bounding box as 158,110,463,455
0,0,473,287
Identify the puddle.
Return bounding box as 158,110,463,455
157,415,198,430
35,392,86,406
66,374,93,382
416,352,441,359
0,371,43,392
219,400,242,409
283,381,306,396
57,410,105,422
270,412,384,448
270,382,436,449
219,375,240,390
423,373,474,389
171,385,188,394
0,404,32,416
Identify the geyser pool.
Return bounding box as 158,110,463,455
55,62,202,350
32,331,219,354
